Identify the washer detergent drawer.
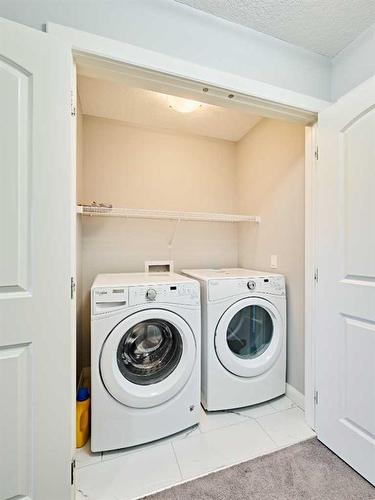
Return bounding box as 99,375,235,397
92,287,129,315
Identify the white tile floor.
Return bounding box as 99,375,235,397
75,396,315,500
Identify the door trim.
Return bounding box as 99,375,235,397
305,123,318,428
46,23,329,120
46,21,321,445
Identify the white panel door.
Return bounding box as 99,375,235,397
0,18,74,500
316,75,375,484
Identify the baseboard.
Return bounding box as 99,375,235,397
286,383,305,410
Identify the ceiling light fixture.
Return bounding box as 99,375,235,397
167,95,202,113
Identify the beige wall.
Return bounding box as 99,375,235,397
77,115,306,394
78,116,239,368
236,119,305,393
81,116,237,212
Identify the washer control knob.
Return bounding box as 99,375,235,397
146,288,157,301
247,280,256,291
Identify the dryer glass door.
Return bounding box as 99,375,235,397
215,297,283,378
227,305,273,360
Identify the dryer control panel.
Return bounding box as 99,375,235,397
208,275,285,302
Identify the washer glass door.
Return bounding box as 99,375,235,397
117,319,183,385
215,297,283,377
100,309,196,408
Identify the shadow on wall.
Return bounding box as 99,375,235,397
236,118,306,394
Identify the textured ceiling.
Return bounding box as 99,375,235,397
78,76,261,142
175,0,375,56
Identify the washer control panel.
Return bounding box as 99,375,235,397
145,288,157,301
129,282,200,306
92,281,200,314
208,275,285,301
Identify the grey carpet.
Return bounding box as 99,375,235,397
144,438,375,500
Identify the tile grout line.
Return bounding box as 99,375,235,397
200,418,248,433
230,401,295,422
254,408,316,449
171,441,184,480
195,410,269,435
252,416,281,447
230,409,276,420
198,403,277,433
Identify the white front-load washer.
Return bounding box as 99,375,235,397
182,268,286,411
90,272,201,452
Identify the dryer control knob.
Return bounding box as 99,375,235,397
146,288,157,300
247,280,256,291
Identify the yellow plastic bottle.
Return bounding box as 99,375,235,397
76,387,90,448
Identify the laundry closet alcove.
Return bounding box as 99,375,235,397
75,73,306,404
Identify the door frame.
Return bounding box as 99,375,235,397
304,123,318,428
47,22,324,432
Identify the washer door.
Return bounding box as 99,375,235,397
215,297,283,378
100,309,196,408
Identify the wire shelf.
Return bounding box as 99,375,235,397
77,205,260,223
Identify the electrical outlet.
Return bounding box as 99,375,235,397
270,255,278,269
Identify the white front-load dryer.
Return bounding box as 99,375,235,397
182,268,286,411
91,272,200,452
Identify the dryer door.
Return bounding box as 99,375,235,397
215,297,283,377
100,309,196,408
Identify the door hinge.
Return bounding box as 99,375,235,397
314,147,319,160
314,390,319,405
71,459,76,485
70,277,76,299
70,90,76,117
314,268,319,283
